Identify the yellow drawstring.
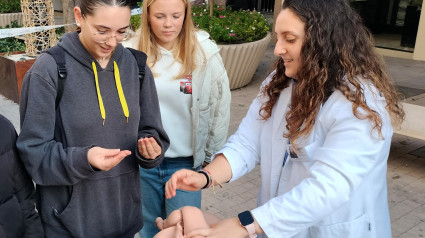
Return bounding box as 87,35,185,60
114,61,129,123
92,62,106,125
91,61,130,125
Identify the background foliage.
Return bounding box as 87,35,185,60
0,0,21,13
130,2,143,32
0,21,25,53
192,3,271,44
130,2,271,44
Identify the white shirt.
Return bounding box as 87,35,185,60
153,46,193,158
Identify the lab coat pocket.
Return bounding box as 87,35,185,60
310,213,369,238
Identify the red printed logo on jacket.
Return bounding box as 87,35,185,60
180,74,192,94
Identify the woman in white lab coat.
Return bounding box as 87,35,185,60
164,0,405,237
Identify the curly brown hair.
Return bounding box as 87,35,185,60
260,0,404,146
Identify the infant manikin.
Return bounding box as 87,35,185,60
154,206,221,238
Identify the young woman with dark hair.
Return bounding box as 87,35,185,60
16,0,169,236
165,0,404,237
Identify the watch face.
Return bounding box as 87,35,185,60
238,211,254,226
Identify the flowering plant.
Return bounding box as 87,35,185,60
191,3,271,44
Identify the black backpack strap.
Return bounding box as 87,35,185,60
127,48,147,85
45,46,67,108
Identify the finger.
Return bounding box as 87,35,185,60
165,177,175,199
155,217,164,230
103,148,121,157
138,139,143,154
139,139,149,158
144,139,157,158
149,137,162,155
103,151,131,170
168,174,179,198
115,150,131,160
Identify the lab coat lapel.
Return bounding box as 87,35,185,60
269,84,292,198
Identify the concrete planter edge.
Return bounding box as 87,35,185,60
218,32,272,90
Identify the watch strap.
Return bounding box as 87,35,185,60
245,223,257,238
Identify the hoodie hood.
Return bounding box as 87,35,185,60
57,31,129,125
196,30,221,59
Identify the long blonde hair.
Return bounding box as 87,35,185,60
138,0,203,78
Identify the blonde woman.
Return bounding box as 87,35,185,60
126,0,231,237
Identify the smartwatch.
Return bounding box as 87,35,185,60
238,210,257,238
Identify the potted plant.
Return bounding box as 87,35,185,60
130,1,272,89
191,2,271,89
0,20,33,103
0,0,23,27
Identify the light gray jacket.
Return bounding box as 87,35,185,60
126,30,231,168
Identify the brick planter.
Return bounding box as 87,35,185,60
0,52,35,103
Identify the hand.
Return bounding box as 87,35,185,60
88,147,131,171
155,217,165,231
138,137,162,159
165,169,207,199
185,217,248,238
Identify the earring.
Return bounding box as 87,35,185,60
76,22,81,27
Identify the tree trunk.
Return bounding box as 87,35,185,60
209,0,226,17
209,0,214,17
62,0,76,32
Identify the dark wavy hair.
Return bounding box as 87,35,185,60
260,0,404,146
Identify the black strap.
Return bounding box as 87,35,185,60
126,48,147,85
45,46,67,108
46,47,147,108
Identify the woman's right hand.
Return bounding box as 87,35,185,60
165,169,207,199
88,147,131,171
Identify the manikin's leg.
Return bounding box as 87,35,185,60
180,206,209,233
156,208,183,230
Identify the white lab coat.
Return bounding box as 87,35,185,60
218,73,392,238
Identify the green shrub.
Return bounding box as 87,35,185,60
0,0,21,13
130,2,143,31
192,4,271,44
0,21,25,53
130,2,271,44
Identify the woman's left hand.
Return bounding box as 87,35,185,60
138,137,162,159
185,217,248,238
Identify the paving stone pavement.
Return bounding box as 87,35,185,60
1,43,425,238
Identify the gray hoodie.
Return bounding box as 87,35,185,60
17,31,169,237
